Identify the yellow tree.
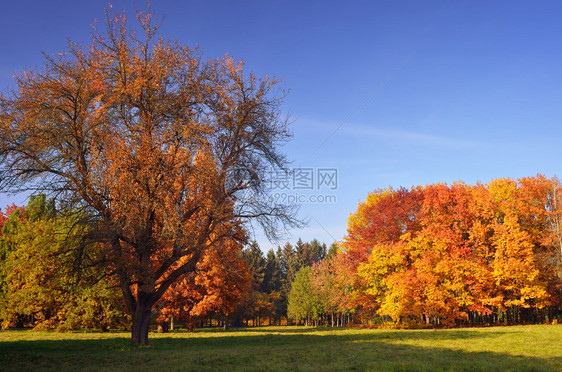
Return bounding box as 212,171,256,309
0,7,297,345
485,177,553,322
0,195,128,331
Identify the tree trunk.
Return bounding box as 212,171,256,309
131,296,152,345
170,315,174,331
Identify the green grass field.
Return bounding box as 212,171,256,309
1,325,560,371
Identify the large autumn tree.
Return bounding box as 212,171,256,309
0,6,297,345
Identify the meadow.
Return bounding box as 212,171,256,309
1,325,560,371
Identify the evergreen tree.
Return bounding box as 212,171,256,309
278,242,299,284
296,238,327,268
309,239,327,264
262,249,281,293
243,241,266,288
327,242,339,259
275,242,298,320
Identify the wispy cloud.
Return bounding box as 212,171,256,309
298,117,483,151
340,123,481,149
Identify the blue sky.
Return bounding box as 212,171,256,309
1,1,562,251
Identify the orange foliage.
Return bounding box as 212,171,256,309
344,176,561,326
0,6,294,345
156,236,251,327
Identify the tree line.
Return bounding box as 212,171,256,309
0,195,128,331
1,175,561,332
0,195,336,331
281,176,562,328
336,175,562,327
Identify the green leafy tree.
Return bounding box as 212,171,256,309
287,266,321,326
0,195,128,330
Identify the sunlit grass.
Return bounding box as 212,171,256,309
1,325,560,371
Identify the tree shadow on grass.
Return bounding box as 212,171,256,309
227,325,498,338
0,329,559,371
225,326,345,334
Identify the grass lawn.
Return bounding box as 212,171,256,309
0,325,560,371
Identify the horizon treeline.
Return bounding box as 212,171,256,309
1,174,561,331
274,175,561,328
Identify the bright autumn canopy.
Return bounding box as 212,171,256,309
0,7,297,345
343,176,562,327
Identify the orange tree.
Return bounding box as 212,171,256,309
0,7,298,345
156,232,251,330
347,177,561,327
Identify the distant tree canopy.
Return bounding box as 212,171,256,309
0,6,298,345
343,175,562,326
281,176,561,328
